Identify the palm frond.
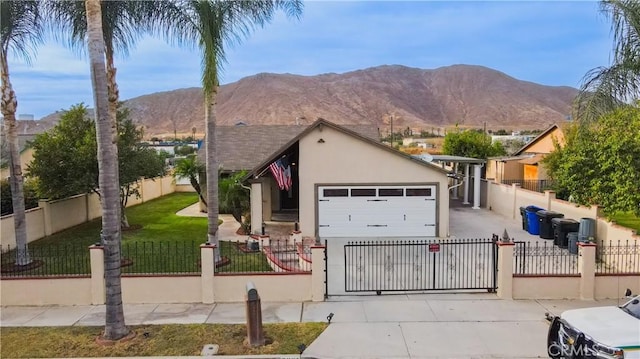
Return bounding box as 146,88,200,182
1,0,44,64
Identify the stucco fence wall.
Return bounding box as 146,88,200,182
1,175,194,248
0,245,324,306
485,181,638,246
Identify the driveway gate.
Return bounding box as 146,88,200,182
326,238,497,295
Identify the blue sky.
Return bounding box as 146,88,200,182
9,1,613,120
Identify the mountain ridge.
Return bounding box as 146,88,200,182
21,64,578,137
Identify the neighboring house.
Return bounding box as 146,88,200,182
243,119,451,239
486,123,566,183
0,134,37,180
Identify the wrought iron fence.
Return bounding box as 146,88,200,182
215,237,312,274
121,240,201,275
502,179,556,193
596,240,640,274
513,240,579,275
1,243,90,277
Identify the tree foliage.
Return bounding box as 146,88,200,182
543,105,640,216
27,104,167,225
219,170,250,231
442,129,506,159
1,179,39,216
173,155,207,206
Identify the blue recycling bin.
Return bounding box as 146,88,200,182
525,206,544,235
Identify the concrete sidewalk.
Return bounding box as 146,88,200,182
1,294,625,358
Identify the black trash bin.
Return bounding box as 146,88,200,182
552,218,580,248
537,210,564,239
519,206,528,231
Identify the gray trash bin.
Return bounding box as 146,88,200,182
578,218,596,243
568,232,579,254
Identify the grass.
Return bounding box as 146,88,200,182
1,193,274,276
0,323,328,357
610,211,640,233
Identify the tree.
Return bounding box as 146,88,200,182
1,0,43,265
543,104,640,216
575,0,640,123
219,170,250,231
47,1,161,136
159,0,303,261
27,104,167,228
173,155,207,206
84,0,128,341
442,129,506,159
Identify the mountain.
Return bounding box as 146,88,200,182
25,64,578,137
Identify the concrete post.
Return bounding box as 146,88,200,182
245,282,265,347
452,163,459,200
38,200,52,236
578,242,596,300
463,164,470,205
250,182,263,235
89,245,105,305
496,240,515,300
201,244,216,304
511,183,520,219
472,164,482,209
311,245,326,301
544,190,557,211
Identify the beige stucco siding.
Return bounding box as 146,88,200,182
522,127,564,154
298,125,449,237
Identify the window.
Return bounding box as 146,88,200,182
379,188,404,197
406,188,432,197
323,189,348,197
351,188,376,197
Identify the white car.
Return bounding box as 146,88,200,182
547,291,640,358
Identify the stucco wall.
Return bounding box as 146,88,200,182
298,125,449,237
1,207,45,247
522,127,564,154
213,274,312,302
1,277,92,305
512,276,580,299
121,276,201,303
594,275,640,299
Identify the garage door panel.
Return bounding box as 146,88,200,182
318,185,438,237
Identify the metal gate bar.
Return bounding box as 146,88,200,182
344,238,497,293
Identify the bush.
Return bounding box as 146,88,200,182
1,179,40,216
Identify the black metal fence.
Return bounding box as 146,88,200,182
596,240,640,274
121,241,201,275
513,241,579,275
215,238,312,274
343,238,497,293
1,244,90,277
502,179,555,193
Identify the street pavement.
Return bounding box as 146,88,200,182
1,203,631,358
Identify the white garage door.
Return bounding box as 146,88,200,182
318,185,437,237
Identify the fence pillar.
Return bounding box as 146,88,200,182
472,164,482,209
578,242,596,300
201,244,216,304
250,182,263,235
89,245,105,305
38,200,53,236
496,240,515,300
544,190,556,211
511,183,520,219
311,245,326,301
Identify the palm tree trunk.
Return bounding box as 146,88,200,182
205,88,221,262
85,0,128,341
0,49,30,266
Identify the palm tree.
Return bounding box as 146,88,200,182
84,0,129,342
174,155,207,206
575,0,640,123
1,1,43,266
158,0,303,261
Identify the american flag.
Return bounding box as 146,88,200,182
269,159,286,190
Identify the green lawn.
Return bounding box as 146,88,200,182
610,211,640,233
1,193,272,276
0,323,328,357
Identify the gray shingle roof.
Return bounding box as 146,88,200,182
198,124,380,172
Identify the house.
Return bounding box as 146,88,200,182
243,119,451,239
486,123,566,183
0,134,37,180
